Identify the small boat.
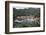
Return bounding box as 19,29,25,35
14,19,23,23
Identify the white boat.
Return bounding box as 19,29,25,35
14,19,23,23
